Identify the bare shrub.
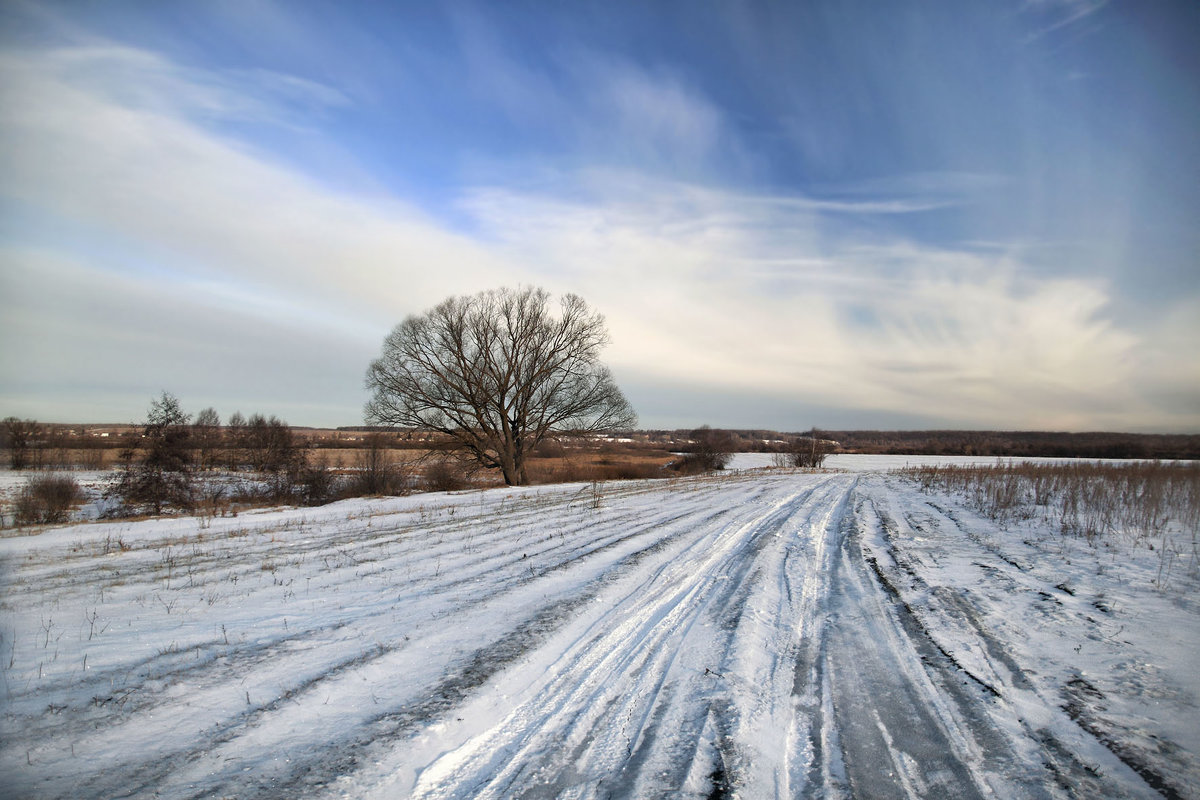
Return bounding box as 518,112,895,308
598,459,663,480
350,433,407,496
15,474,82,525
297,457,339,506
3,417,43,470
425,459,466,492
785,434,836,469
672,426,732,474
530,455,663,483
195,483,229,528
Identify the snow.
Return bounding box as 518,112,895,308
0,458,1196,798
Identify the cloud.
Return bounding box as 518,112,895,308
0,246,372,423
0,42,534,423
62,46,349,124
447,11,740,180
575,57,729,173
460,172,1195,431
0,45,524,328
0,36,1194,432
1021,0,1109,42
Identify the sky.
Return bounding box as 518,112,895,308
1,0,1197,433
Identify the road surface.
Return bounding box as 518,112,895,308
1,471,1187,798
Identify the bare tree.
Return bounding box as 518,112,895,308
193,407,221,470
365,286,637,486
673,425,733,473
786,430,835,469
243,414,299,474
226,412,246,470
3,417,43,470
354,432,406,495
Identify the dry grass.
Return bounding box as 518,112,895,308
899,461,1200,583
0,442,676,525
524,450,672,484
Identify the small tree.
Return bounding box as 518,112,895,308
786,431,835,469
192,407,221,471
673,425,733,473
365,287,637,486
354,433,405,495
3,417,43,470
244,414,299,473
226,412,246,470
111,392,195,515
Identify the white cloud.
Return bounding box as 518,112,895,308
0,46,524,330
1021,0,1109,42
1,39,1194,431
578,58,728,171
0,43,536,423
449,15,739,179
0,246,373,424
461,173,1194,431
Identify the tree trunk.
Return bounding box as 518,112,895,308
498,445,519,486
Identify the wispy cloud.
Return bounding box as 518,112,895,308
574,56,731,174
0,46,522,325
460,173,1189,430
449,17,742,181
0,42,535,422
1021,0,1109,43
15,45,349,128
0,21,1195,431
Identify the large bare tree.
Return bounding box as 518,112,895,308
365,287,637,486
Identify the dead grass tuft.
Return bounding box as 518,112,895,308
899,460,1200,583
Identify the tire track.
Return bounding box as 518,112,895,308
396,477,852,800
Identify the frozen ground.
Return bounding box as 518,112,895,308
1,461,1196,798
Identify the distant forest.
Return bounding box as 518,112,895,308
5,419,1198,466
619,428,1200,460
810,430,1200,460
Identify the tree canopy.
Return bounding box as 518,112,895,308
365,287,637,485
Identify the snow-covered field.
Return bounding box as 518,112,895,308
1,461,1196,798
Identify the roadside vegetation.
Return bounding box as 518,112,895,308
833,429,1200,459
898,460,1200,584
0,395,675,527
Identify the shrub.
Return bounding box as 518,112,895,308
425,460,466,492
349,433,408,496
672,426,732,473
786,438,835,469
297,458,339,506
670,452,720,475
15,474,83,525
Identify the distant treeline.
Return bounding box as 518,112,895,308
815,430,1200,460
7,418,1198,464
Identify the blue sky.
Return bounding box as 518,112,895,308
1,0,1197,432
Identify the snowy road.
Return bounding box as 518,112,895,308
2,469,1195,798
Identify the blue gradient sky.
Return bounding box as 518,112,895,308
2,0,1197,431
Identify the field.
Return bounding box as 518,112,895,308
1,457,1197,798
